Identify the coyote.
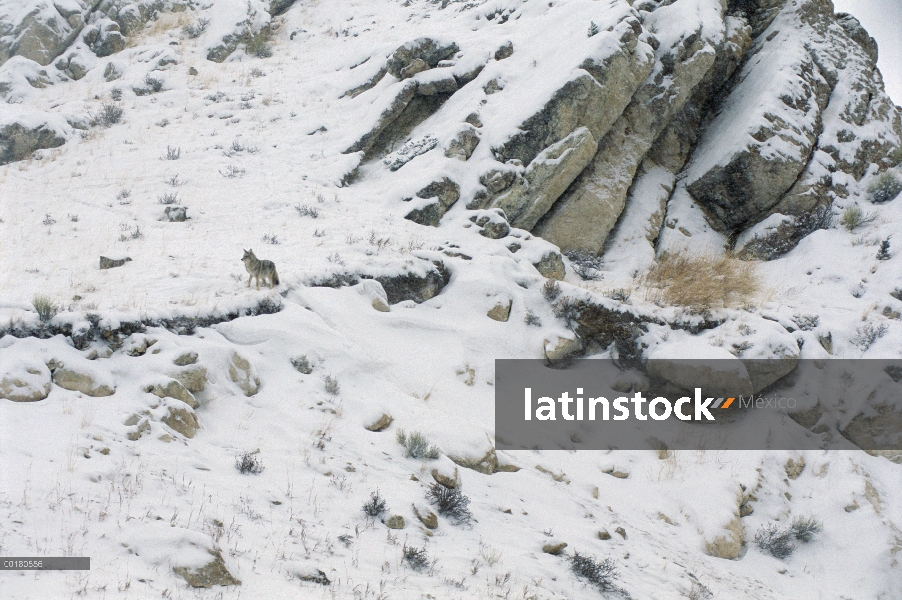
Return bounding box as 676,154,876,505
241,249,280,289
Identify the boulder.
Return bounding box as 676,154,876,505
375,262,450,304
52,366,115,397
647,342,753,399
164,206,188,222
86,20,125,58
542,542,568,555
162,402,199,438
355,279,390,312
544,335,582,364
386,38,459,79
490,127,598,231
173,351,199,366
365,413,393,432
0,115,67,165
487,297,512,322
0,356,51,402
344,81,417,155
405,178,460,227
146,379,198,409
385,515,405,529
229,353,260,396
174,365,207,394
173,550,240,588
444,125,480,161
99,256,131,269
531,251,565,280
413,504,438,529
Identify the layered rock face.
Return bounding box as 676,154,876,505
338,0,900,259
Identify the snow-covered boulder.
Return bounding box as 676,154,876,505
0,107,68,164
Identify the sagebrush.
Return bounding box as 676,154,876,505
425,483,472,524
396,430,440,460
643,251,759,310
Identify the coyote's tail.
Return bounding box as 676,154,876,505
272,270,280,286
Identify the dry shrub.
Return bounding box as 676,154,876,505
643,251,759,310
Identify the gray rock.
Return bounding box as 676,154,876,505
494,41,513,61
229,353,261,397
490,127,598,231
174,365,207,394
103,62,122,81
532,251,565,280
173,550,240,588
385,515,405,529
365,413,393,432
535,24,715,253
399,58,429,80
344,80,417,155
0,118,67,165
386,38,459,79
444,125,480,161
269,0,298,17
405,178,460,227
162,402,199,438
0,4,88,67
173,351,199,366
487,297,512,322
99,256,132,269
164,206,188,222
0,362,52,402
52,366,115,397
145,379,198,409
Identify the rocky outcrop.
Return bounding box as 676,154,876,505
386,38,459,80
0,112,67,165
404,178,460,227
0,1,100,67
310,260,451,304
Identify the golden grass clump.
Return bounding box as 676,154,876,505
643,251,759,310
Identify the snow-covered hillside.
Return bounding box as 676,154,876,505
1,0,902,598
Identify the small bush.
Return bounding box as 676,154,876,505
403,545,430,571
110,88,122,101
840,205,876,231
220,165,245,178
792,314,819,331
565,250,603,281
362,490,387,518
162,146,181,160
790,516,822,543
524,311,542,327
569,551,619,591
552,296,580,330
425,483,472,524
143,74,164,93
877,236,891,261
246,33,273,58
291,355,312,374
42,213,56,225
158,192,179,205
324,375,340,396
183,17,210,38
295,204,319,218
853,323,888,350
643,251,759,310
235,451,264,474
96,102,123,126
754,524,795,559
542,279,561,301
397,430,440,460
587,21,599,37
32,295,58,322
867,171,902,204
117,188,131,202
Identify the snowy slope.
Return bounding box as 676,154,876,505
1,0,902,598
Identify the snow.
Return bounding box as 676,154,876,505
0,0,901,598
